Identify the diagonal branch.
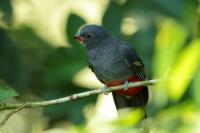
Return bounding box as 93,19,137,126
0,79,157,111
0,104,27,128
0,79,158,128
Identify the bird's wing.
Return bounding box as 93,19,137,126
119,42,146,80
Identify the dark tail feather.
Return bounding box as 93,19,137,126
112,87,149,118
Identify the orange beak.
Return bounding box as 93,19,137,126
74,31,85,44
74,36,85,44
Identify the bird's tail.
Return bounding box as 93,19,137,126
112,86,149,118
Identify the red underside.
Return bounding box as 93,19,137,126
104,76,143,97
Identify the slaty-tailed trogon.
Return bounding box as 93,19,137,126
74,25,148,117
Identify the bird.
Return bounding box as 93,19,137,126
74,25,148,118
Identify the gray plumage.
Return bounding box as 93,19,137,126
75,25,148,118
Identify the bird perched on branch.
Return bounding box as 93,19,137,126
74,25,148,118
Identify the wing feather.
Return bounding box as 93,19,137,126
119,42,146,80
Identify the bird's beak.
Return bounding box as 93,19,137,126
74,32,85,44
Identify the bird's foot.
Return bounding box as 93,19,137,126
101,85,109,95
123,80,129,91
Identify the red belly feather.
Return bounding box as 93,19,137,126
105,76,143,97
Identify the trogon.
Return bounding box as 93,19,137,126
74,25,148,118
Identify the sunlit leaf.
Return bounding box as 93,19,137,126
193,66,200,109
153,102,197,132
0,84,18,100
153,19,187,107
168,39,200,101
114,109,144,126
154,19,187,78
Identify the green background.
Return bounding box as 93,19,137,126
0,0,199,132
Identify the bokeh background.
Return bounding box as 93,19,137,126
0,0,200,132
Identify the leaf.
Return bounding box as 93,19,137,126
154,19,187,78
0,0,13,28
168,39,200,101
193,66,200,109
102,1,123,37
153,19,187,107
114,109,144,126
0,84,18,101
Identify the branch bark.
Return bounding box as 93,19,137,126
0,79,158,128
0,79,157,111
0,104,27,128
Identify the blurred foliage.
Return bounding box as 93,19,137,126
0,0,200,132
0,0,13,28
0,84,18,101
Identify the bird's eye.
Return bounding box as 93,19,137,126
85,33,92,38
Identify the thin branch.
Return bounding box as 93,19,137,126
0,79,158,128
0,104,27,128
0,79,158,111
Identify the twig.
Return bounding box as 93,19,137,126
0,79,158,111
0,79,158,128
0,104,26,128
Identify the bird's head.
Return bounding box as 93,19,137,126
74,25,111,46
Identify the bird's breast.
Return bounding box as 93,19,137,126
87,48,132,81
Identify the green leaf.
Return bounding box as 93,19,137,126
153,19,187,107
0,84,18,101
114,109,144,126
168,39,200,101
0,0,13,28
103,1,123,37
154,19,187,78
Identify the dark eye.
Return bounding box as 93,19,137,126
85,33,92,38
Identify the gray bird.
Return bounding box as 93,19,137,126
74,25,148,118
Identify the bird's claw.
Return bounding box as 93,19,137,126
124,80,129,91
101,85,109,95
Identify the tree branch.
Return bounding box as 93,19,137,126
0,104,27,128
0,79,157,111
0,79,158,128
